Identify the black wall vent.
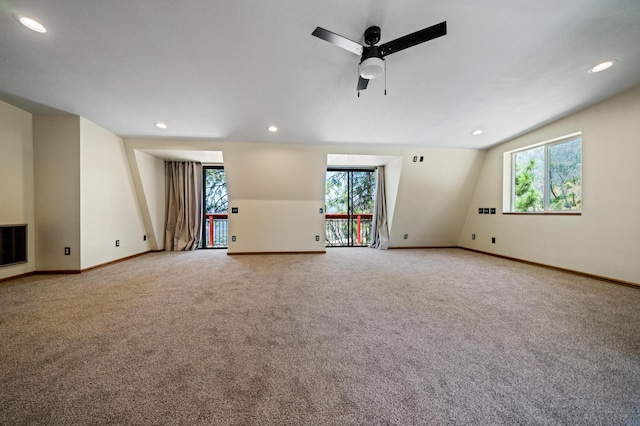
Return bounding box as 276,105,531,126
0,225,27,267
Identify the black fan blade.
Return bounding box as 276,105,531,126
379,21,446,57
312,27,363,56
357,76,369,91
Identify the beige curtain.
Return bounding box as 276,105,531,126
369,166,389,250
165,161,203,251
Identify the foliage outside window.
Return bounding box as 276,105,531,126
325,170,375,246
205,168,228,214
203,167,228,248
512,136,582,212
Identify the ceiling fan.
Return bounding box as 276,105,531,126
312,21,447,92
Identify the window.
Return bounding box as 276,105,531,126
507,134,582,213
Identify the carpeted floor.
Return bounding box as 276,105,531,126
1,248,639,425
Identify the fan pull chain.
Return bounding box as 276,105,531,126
384,63,387,96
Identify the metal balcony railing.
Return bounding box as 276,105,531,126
204,213,228,248
325,213,373,246
204,213,373,248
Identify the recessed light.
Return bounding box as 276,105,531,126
268,126,278,132
155,122,167,129
472,129,483,136
16,15,46,33
588,60,616,73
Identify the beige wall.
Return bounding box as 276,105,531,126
223,143,326,253
0,101,35,279
31,115,148,272
387,149,484,247
33,115,81,271
132,150,166,250
459,86,640,284
79,118,148,269
124,139,484,253
3,84,638,282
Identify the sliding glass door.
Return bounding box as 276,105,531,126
201,166,228,248
325,169,375,247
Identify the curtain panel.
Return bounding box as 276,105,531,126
165,161,203,251
369,166,389,250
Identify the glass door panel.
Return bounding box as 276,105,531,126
202,166,228,248
325,169,375,247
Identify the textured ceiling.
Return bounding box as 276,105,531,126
1,0,639,149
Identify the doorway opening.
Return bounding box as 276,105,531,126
202,166,228,248
325,169,375,247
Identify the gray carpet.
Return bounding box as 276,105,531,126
1,248,639,425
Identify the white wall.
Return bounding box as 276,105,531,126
33,115,81,271
0,100,35,279
459,86,640,284
79,118,148,269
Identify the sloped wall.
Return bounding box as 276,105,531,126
79,118,148,269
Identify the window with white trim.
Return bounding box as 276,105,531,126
506,134,582,213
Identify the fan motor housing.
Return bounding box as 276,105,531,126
364,26,381,46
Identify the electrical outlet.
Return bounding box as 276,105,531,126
478,208,484,214
315,235,320,241
143,235,147,241
231,207,238,214
319,208,324,214
404,234,408,239
419,156,424,162
115,240,120,247
490,208,496,214
64,247,70,255
413,156,418,162
492,237,496,244
232,236,236,242
472,234,476,240
483,208,490,214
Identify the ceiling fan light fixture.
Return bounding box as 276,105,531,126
359,57,384,80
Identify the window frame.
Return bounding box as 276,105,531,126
503,132,582,215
